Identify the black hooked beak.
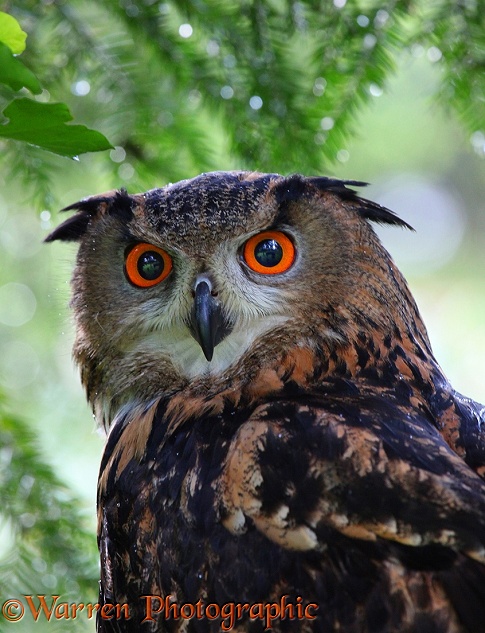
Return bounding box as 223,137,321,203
189,278,231,361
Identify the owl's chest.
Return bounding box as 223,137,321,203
100,427,386,633
102,412,288,597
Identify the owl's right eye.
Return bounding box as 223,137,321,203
125,243,173,288
242,231,296,275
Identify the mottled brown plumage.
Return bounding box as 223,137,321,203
47,172,485,632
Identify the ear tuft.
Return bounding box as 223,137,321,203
306,176,414,230
356,198,414,230
45,189,133,243
44,213,92,242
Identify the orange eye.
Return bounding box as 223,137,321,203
243,231,296,275
125,243,173,288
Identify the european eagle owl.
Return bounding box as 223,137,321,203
47,172,485,633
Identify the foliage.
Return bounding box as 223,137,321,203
424,0,485,135
2,0,484,198
0,98,113,156
0,392,98,628
0,11,112,158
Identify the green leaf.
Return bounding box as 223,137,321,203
0,98,113,157
0,11,27,54
0,42,42,94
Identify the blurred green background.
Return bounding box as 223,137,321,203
0,1,484,630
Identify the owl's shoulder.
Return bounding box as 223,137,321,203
97,382,485,632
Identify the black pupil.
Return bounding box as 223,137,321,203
137,251,164,280
254,239,283,267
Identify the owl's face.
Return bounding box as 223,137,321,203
47,171,416,425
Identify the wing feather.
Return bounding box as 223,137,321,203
220,394,485,561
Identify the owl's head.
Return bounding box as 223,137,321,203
47,171,423,426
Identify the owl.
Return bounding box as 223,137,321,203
46,172,485,633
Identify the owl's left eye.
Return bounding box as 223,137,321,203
243,231,296,275
125,243,173,288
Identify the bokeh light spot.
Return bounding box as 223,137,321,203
71,80,91,96
110,146,127,163
249,96,263,110
179,23,193,38
220,85,234,99
1,340,40,389
371,175,466,273
337,149,350,162
320,117,334,131
0,283,37,326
